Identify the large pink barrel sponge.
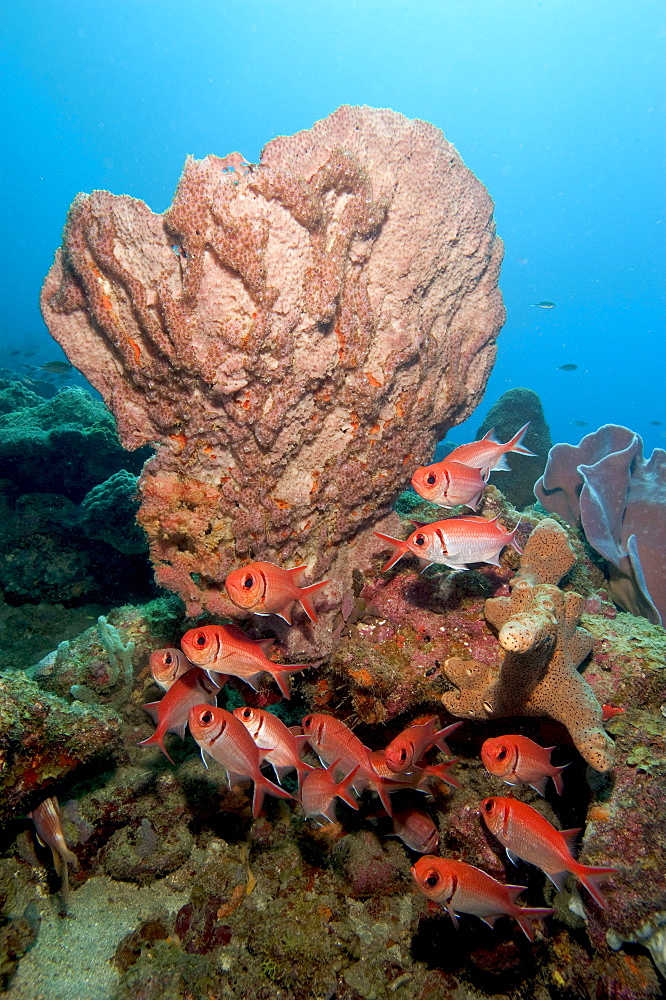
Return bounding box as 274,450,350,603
41,106,504,625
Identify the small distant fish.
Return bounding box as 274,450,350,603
481,735,567,795
391,808,440,854
410,460,489,511
557,364,578,372
384,717,461,773
149,648,196,691
601,704,625,722
444,423,535,477
649,421,662,427
481,797,617,909
571,420,587,427
374,514,522,573
532,300,556,309
300,760,360,824
139,667,219,763
38,362,73,375
188,705,292,817
225,561,328,624
28,796,78,903
411,857,554,940
9,349,22,356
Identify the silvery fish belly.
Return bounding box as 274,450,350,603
440,525,505,569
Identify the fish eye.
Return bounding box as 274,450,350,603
200,710,214,725
483,800,494,812
414,534,426,547
303,715,313,730
424,871,440,888
426,473,437,486
164,652,173,665
195,632,207,647
241,708,252,719
497,747,507,760
243,575,254,589
399,748,407,762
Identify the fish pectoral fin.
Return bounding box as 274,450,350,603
506,848,521,866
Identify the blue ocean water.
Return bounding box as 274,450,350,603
1,0,664,452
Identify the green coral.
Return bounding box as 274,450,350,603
79,471,147,555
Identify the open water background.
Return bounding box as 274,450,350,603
1,0,664,452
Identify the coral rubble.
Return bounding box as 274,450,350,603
41,105,505,643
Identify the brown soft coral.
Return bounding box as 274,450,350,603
442,519,614,772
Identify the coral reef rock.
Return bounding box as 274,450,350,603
476,387,552,509
442,518,614,771
535,423,666,626
41,105,505,646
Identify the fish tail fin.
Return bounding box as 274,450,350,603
514,907,555,941
508,518,523,555
552,763,568,795
428,761,463,789
507,422,536,457
270,663,310,699
61,845,79,870
253,774,292,818
574,863,618,910
434,720,463,756
337,765,361,811
298,580,329,623
138,730,175,765
373,532,408,572
374,778,394,816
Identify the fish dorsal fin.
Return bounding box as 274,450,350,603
142,701,161,725
481,428,499,442
288,565,308,583
257,638,275,656
560,828,581,856
223,622,252,643
505,884,527,904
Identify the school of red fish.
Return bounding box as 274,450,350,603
136,423,618,942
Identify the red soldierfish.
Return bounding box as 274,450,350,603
181,623,310,698
369,751,462,791
481,735,567,795
140,667,219,764
384,717,462,772
411,857,554,941
374,515,522,572
150,648,198,691
28,796,78,903
301,713,399,815
188,704,292,818
444,422,535,477
481,797,617,909
391,808,440,854
411,460,489,510
225,561,328,624
300,761,360,824
232,706,314,789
